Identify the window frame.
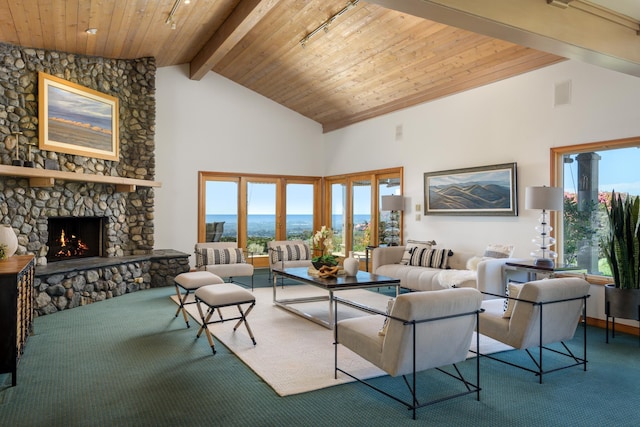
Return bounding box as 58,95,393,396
198,171,322,268
551,136,640,285
324,167,403,256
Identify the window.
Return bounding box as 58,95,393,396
324,167,403,257
199,172,321,268
552,137,640,281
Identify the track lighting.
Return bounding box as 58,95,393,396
300,0,359,48
166,0,191,29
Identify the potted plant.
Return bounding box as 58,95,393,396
311,226,338,270
602,191,640,321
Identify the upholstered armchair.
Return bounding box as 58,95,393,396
477,277,590,383
267,240,313,279
194,242,254,290
334,288,483,420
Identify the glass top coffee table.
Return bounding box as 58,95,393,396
272,267,400,329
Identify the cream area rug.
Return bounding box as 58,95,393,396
171,285,513,397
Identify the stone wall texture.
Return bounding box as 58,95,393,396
0,43,186,316
34,251,190,317
0,42,156,265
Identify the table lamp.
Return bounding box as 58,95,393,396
525,186,563,267
381,195,403,246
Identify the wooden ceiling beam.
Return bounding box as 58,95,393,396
369,0,640,77
189,0,281,80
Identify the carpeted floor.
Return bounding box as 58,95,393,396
1,269,640,426
169,284,513,396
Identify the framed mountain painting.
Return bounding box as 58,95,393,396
424,162,517,216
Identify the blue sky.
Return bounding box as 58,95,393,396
206,181,398,215
563,147,640,195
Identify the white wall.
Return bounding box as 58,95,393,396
155,65,323,256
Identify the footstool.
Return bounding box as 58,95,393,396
195,283,257,354
174,271,224,328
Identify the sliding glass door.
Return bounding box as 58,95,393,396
325,167,403,257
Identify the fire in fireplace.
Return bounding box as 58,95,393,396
47,217,105,262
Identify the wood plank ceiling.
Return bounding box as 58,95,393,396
0,0,567,132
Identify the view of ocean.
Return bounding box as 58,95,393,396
206,214,372,237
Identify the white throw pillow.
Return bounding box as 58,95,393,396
378,298,396,336
484,243,514,259
503,282,524,318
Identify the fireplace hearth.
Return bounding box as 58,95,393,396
47,217,106,262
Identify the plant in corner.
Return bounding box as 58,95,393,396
311,226,338,269
602,191,640,322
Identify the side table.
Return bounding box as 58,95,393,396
503,261,583,290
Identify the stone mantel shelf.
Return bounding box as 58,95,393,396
0,164,161,192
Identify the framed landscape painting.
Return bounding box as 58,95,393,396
424,162,517,216
38,72,119,161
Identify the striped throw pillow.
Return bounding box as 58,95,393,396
400,239,436,265
270,243,311,263
409,248,452,269
196,248,245,267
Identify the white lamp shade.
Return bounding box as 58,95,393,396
381,195,403,211
525,186,563,211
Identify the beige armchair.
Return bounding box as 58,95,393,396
194,242,254,290
267,240,313,279
334,288,483,420
477,277,590,383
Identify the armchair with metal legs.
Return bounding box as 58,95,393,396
476,277,590,383
334,288,483,420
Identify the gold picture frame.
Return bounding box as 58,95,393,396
38,72,119,161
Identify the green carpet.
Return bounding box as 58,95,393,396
1,269,639,426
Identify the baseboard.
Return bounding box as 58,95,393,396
586,316,640,337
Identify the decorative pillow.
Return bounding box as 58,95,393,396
378,298,396,336
400,239,436,265
484,243,514,259
503,282,524,318
196,247,245,267
409,248,452,269
270,243,310,263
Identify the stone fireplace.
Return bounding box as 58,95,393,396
47,216,105,262
0,43,191,316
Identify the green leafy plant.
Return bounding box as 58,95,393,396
0,243,6,260
602,191,640,289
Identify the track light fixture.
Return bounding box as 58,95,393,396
166,0,191,29
300,0,359,48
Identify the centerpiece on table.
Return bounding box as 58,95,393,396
311,226,340,278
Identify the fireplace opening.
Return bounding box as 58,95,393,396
47,216,105,262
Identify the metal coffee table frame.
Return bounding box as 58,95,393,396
272,267,400,329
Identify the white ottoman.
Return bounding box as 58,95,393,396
174,271,224,328
195,283,256,354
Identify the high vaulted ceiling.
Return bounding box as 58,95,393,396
0,1,638,132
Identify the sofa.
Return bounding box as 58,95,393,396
371,243,519,295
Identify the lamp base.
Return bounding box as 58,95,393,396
533,258,555,268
